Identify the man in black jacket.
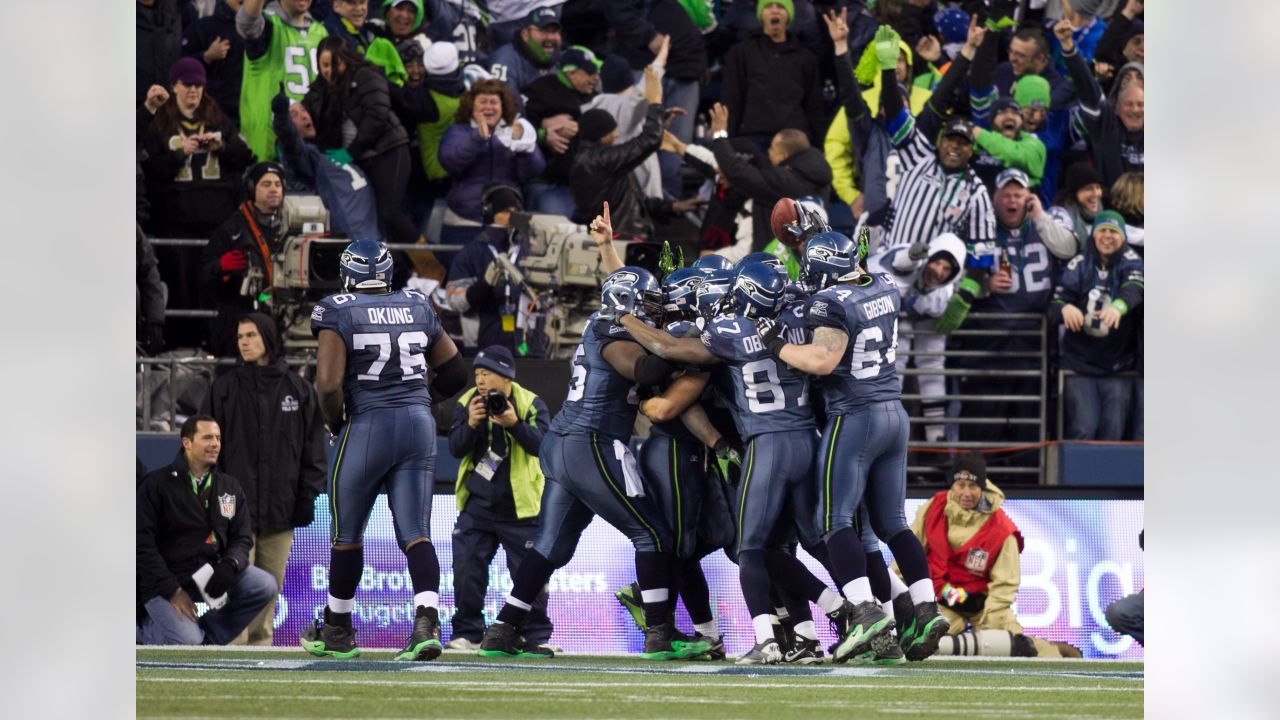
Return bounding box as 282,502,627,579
200,162,286,358
522,46,602,217
201,313,326,644
704,102,832,250
568,70,701,240
720,1,824,148
137,415,277,645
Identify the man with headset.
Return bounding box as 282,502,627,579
200,161,287,357
445,182,534,356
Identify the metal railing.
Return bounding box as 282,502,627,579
136,311,1059,481
897,312,1049,482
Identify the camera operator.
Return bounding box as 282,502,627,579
445,183,532,356
200,161,285,357
445,346,554,653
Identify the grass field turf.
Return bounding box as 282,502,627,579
137,648,1142,719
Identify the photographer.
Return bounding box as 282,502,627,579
445,183,532,355
200,162,285,358
445,347,554,653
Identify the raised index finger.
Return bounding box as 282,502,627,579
602,201,611,227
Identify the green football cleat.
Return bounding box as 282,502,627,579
477,622,553,658
831,601,895,664
641,622,709,660
902,601,949,662
735,639,783,665
614,582,647,632
300,617,360,659
395,606,443,661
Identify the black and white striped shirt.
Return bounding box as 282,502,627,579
884,128,996,248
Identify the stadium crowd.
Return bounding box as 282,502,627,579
136,0,1144,448
136,0,1146,661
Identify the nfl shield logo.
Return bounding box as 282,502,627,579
964,548,989,574
218,493,236,519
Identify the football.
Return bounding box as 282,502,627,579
770,197,801,247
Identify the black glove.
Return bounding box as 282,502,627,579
270,82,289,116
204,559,239,598
755,317,786,357
142,323,166,356
291,495,317,527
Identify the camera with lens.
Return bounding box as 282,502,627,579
484,389,509,416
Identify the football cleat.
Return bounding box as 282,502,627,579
901,601,949,662
614,582,647,632
300,615,360,659
830,601,895,664
476,621,550,658
641,622,711,660
735,639,783,665
783,636,825,665
853,631,907,665
693,633,726,661
395,606,443,661
444,637,480,651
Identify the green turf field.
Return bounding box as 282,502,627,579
137,647,1142,719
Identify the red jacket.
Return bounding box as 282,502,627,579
924,489,1023,597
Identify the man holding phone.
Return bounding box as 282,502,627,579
444,346,555,653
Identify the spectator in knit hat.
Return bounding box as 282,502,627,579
1050,210,1144,440
445,345,553,652
967,26,1046,191
139,57,253,348
1049,162,1106,253
993,27,1075,111
487,6,562,101
521,45,603,218
569,69,704,240
1012,74,1071,205
721,1,825,149
1056,19,1143,187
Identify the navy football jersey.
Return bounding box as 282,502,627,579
649,319,703,443
549,313,640,441
701,304,814,440
805,273,901,415
310,289,444,414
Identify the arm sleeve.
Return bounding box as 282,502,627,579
981,534,1022,617
1049,256,1085,322
802,52,826,143
710,138,773,199
967,34,998,126
1061,45,1104,118
1032,210,1080,260
602,1,659,54
136,482,181,602
392,83,441,125
964,184,997,243
437,124,485,175
825,112,861,206
721,45,746,137
224,484,254,570
137,229,166,325
272,98,318,183
298,386,328,498
973,130,1046,181
589,105,664,176
1116,256,1145,311
448,400,482,459
1094,11,1134,67
508,395,550,456
348,73,397,159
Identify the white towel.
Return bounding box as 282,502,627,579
191,562,228,610
613,439,644,497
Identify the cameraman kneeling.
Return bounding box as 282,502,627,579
445,346,555,653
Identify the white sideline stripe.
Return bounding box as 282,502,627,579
136,676,1142,692
136,646,1142,664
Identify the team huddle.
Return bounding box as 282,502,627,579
302,200,951,666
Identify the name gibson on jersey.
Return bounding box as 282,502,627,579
862,296,895,320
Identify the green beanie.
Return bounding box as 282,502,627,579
1014,75,1051,109
1091,210,1127,242
757,0,795,26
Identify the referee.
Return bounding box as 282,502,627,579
870,26,996,249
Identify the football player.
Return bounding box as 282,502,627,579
758,231,950,662
478,252,709,660
303,240,469,661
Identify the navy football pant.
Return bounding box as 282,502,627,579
327,405,437,548
639,433,706,560
814,400,910,541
